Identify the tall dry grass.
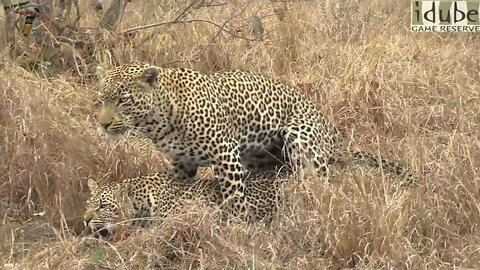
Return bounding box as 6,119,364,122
1,0,479,269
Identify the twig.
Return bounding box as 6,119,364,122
232,8,295,32
198,1,228,8
206,17,230,44
270,0,313,2
203,0,250,43
125,18,257,41
55,35,81,44
199,2,240,54
133,0,201,44
156,2,252,68
174,0,201,21
137,0,227,45
122,19,180,34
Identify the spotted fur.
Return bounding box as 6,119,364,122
95,63,416,218
84,169,290,237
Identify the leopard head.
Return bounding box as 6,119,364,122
96,63,159,138
84,179,128,237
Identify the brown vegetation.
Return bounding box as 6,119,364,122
1,0,479,269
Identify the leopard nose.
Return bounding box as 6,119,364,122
84,217,92,228
98,228,110,238
100,121,112,129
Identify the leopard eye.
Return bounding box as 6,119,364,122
117,96,130,105
97,96,106,105
99,202,109,209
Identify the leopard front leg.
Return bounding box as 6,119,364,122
172,157,198,181
213,144,247,220
280,119,334,181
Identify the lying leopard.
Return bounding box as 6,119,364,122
84,169,291,237
95,63,416,218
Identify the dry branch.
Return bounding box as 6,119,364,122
100,0,129,30
136,0,227,45
1,0,17,55
123,18,257,43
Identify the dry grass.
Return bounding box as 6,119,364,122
1,0,479,269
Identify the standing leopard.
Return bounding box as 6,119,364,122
95,63,415,218
84,169,291,238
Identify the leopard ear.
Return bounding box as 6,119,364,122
96,65,106,81
95,65,107,84
87,178,98,192
138,66,159,88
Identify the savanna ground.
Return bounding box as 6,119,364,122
1,0,479,269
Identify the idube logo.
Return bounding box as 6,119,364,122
411,1,480,32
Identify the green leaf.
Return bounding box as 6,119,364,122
236,227,245,240
248,14,264,41
89,247,107,262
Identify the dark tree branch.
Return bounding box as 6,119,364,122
136,0,228,45
123,18,257,41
